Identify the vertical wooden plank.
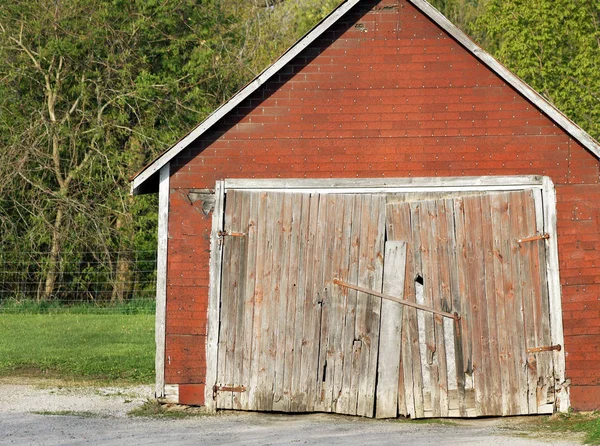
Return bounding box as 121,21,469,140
217,190,238,409
386,201,416,418
263,192,284,411
445,198,467,417
453,197,475,415
353,194,372,417
290,193,311,412
228,190,248,409
155,164,170,399
339,194,362,415
355,194,385,418
418,201,440,418
315,195,334,412
205,179,225,412
531,189,554,413
542,178,568,412
431,199,450,418
375,241,407,419
300,193,324,412
321,195,345,412
409,201,426,418
239,192,259,410
490,192,512,416
366,194,386,416
518,190,539,414
480,194,502,415
231,191,250,409
282,193,302,411
247,191,268,411
272,193,293,411
463,195,488,416
331,195,354,413
508,191,529,414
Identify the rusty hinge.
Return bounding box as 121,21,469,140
218,231,246,238
213,385,246,399
526,344,561,354
518,233,550,244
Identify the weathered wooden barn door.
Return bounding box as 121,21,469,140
215,190,386,417
384,190,556,418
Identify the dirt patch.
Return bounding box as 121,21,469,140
0,379,584,446
0,377,152,417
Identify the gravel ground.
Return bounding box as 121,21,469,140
0,379,582,446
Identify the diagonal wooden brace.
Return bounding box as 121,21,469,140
333,278,459,321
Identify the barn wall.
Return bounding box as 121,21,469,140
165,0,600,409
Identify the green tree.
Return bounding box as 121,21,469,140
0,0,341,305
473,0,600,140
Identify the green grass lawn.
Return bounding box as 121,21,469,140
0,314,154,383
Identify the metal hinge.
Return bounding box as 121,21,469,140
218,231,246,238
526,344,561,354
213,385,246,399
518,233,550,244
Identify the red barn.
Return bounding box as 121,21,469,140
131,0,600,418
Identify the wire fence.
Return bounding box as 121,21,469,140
0,251,157,314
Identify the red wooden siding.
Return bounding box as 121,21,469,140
165,0,600,409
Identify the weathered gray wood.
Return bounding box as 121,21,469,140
444,198,467,417
205,180,225,412
354,195,385,418
290,193,311,411
463,195,486,416
508,191,529,414
453,197,475,414
490,193,511,416
367,195,386,417
223,176,545,193
409,201,427,418
155,164,170,399
542,178,568,412
326,195,352,412
519,190,539,414
376,241,407,419
531,189,555,413
420,201,440,417
247,191,268,410
334,280,458,320
238,192,259,410
282,193,302,411
480,194,501,415
301,193,324,412
386,202,415,418
272,193,293,412
216,190,237,409
339,195,362,415
432,199,450,418
231,191,250,409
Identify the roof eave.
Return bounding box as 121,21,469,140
130,0,362,195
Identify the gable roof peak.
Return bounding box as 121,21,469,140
131,0,600,194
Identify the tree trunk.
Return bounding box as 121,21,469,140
111,215,133,304
41,206,64,302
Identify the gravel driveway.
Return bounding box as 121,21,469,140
0,379,582,446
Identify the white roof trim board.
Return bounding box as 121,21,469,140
131,0,600,194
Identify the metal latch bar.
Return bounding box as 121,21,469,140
218,231,246,238
518,233,550,244
333,278,459,321
213,385,246,399
526,344,561,353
